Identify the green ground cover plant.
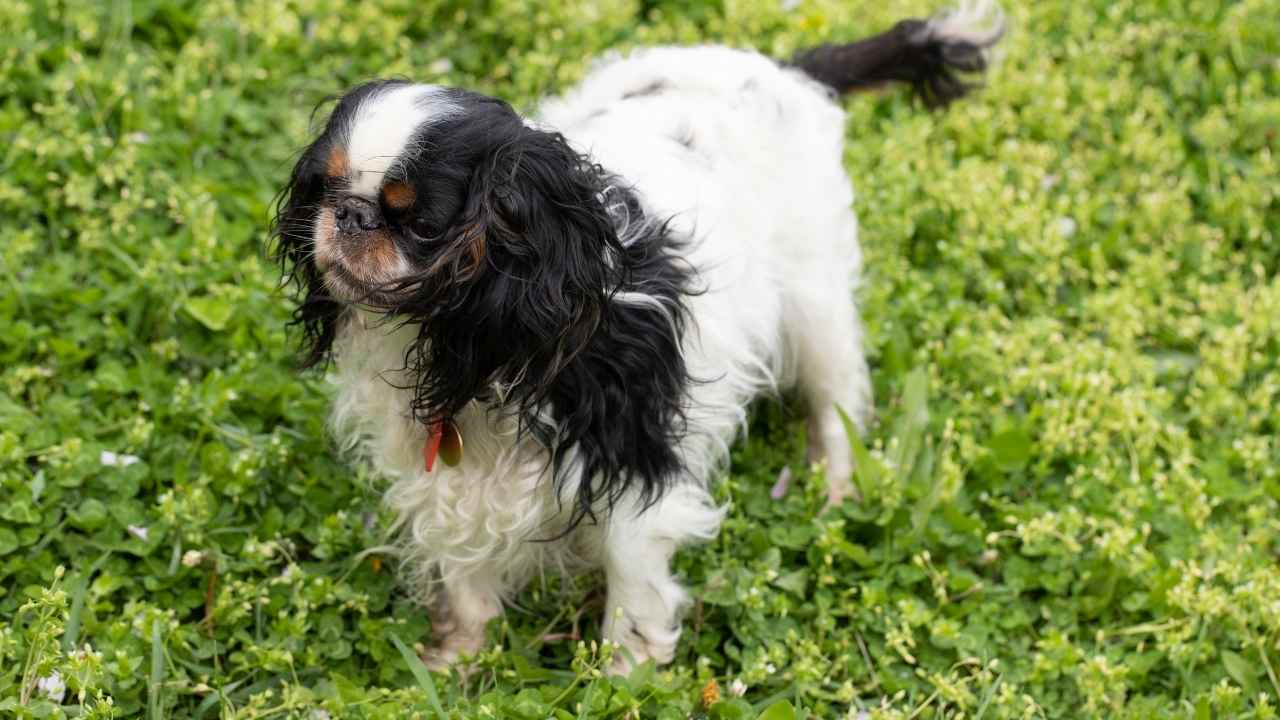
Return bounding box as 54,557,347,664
2,0,1278,717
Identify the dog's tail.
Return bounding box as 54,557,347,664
792,0,1006,108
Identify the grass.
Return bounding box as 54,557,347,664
1,0,1277,717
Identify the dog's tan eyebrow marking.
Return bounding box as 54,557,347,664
326,146,350,178
382,181,416,209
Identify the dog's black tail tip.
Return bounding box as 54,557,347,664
793,1,1006,109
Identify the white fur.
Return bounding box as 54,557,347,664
922,0,1006,50
330,45,874,669
344,84,456,198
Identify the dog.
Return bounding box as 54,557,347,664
272,2,1003,672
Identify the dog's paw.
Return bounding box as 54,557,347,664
420,646,460,673
808,415,864,508
823,476,859,510
606,623,677,676
420,623,486,672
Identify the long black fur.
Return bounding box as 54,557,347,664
272,86,694,532
793,15,1003,107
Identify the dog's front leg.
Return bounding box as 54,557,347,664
422,573,502,671
602,533,685,674
601,487,722,674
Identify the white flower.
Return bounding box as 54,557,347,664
37,671,66,703
729,679,747,697
1055,216,1078,238
127,525,149,541
182,550,206,567
100,450,140,467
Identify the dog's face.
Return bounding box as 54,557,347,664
278,82,512,306
273,81,623,420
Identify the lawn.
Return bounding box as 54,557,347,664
2,0,1278,717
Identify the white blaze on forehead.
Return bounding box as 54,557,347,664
345,84,454,198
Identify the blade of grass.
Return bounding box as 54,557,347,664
576,678,598,720
974,673,1001,720
194,680,242,720
390,633,448,718
908,443,940,537
891,366,930,476
751,685,797,712
63,550,113,653
149,618,165,720
836,404,877,502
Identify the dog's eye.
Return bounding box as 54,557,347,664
405,216,442,242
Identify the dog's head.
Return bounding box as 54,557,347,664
273,81,625,425
274,80,694,527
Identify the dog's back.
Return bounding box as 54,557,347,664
532,2,1004,500
540,46,858,475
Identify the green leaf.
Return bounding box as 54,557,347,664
702,567,741,606
832,539,874,567
69,498,108,531
768,523,815,550
1194,695,1211,720
710,698,754,720
890,367,931,472
1221,649,1258,697
509,653,556,682
626,658,655,688
756,700,797,720
390,633,448,718
836,404,878,501
772,568,808,597
899,367,930,432
183,295,233,331
1,500,39,524
908,442,940,536
63,551,113,652
0,528,17,556
988,427,1033,471
149,618,166,720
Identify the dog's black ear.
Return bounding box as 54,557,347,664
404,125,693,527
410,125,621,418
270,138,342,369
474,127,620,382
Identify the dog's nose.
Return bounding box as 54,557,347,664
334,196,384,234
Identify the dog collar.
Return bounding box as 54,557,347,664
423,418,463,471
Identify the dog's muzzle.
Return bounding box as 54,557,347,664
334,196,384,235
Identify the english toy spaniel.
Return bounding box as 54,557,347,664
272,1,1003,672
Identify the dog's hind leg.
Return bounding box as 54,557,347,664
784,226,874,507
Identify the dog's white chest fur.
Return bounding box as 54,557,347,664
329,312,601,597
